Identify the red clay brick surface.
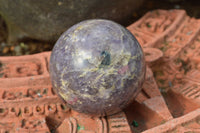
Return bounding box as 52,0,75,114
0,9,200,132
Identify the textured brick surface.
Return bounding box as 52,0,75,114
128,9,200,132
143,108,200,133
0,9,200,132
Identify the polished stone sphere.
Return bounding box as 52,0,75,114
49,19,145,116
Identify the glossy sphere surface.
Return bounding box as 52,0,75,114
49,19,145,116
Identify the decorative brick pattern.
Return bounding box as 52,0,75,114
128,9,200,132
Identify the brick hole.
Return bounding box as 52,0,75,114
48,105,52,111
17,109,22,116
60,104,67,111
21,119,26,128
24,107,29,114
0,108,4,113
51,88,56,95
3,74,7,78
4,131,9,133
11,108,15,112
36,106,41,112
36,89,42,97
43,88,48,95
16,67,25,74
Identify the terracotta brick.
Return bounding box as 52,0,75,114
0,53,50,88
127,9,200,132
142,108,200,133
142,10,200,119
127,10,186,48
125,66,172,132
143,47,163,65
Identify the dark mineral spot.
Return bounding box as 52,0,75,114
100,51,111,67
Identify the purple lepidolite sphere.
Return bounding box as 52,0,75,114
49,19,145,116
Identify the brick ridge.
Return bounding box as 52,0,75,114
142,108,200,133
